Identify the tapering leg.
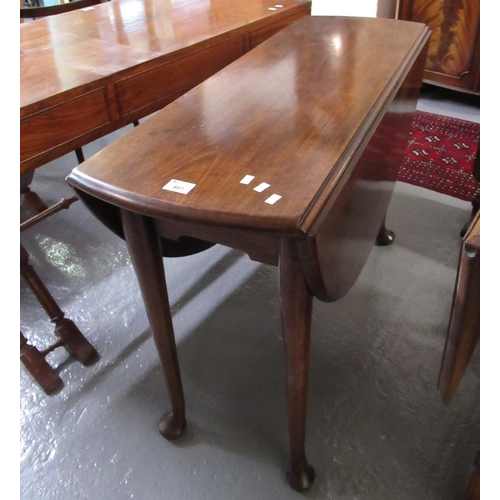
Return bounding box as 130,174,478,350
375,216,395,246
279,237,315,491
121,210,186,440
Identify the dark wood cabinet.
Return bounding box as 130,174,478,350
397,0,479,94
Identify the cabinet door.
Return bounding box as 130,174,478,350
398,0,479,93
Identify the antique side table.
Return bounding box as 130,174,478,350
67,17,430,490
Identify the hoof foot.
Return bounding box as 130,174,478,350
286,462,315,491
159,412,186,440
376,228,395,246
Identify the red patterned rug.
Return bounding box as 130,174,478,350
397,111,480,201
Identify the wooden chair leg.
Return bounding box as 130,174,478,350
20,244,99,366
279,237,315,491
20,331,64,395
121,209,186,440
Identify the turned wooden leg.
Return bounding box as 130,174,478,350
279,237,315,491
121,210,186,440
20,331,64,395
20,244,99,366
375,216,395,246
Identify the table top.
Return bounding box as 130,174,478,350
20,0,309,113
67,16,429,237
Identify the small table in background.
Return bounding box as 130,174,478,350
20,0,312,174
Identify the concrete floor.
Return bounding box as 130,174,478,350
20,85,480,499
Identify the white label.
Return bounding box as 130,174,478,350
268,7,277,10
240,175,255,185
254,182,270,193
265,194,282,205
162,179,196,195
82,7,95,11
275,4,284,7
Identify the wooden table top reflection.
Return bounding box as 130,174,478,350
67,16,430,490
20,0,311,173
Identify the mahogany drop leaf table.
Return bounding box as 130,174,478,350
67,16,430,490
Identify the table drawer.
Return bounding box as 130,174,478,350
20,89,110,163
115,35,246,118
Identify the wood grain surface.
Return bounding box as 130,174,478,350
397,0,479,93
68,16,429,237
21,0,311,172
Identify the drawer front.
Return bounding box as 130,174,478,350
21,89,110,163
250,12,309,49
115,35,246,118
